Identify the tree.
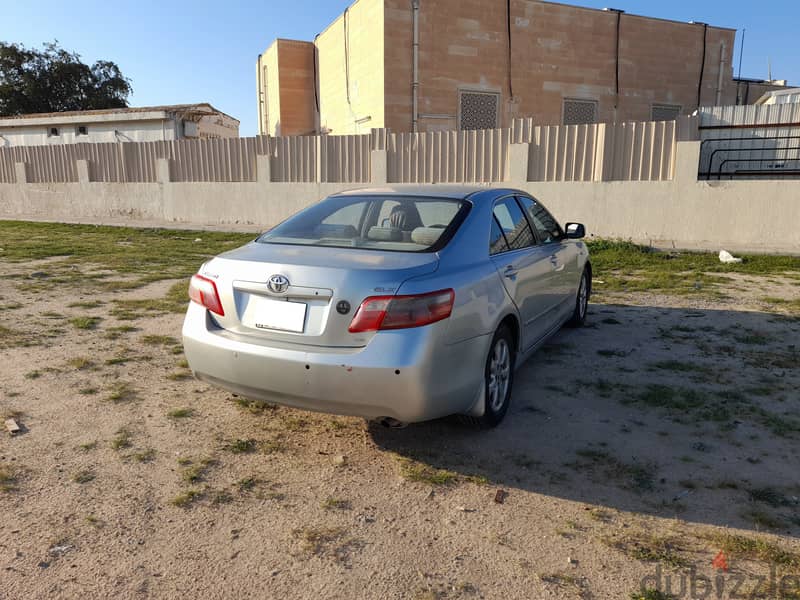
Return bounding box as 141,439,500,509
0,41,132,116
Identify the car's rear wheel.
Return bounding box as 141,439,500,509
464,325,515,428
566,267,590,328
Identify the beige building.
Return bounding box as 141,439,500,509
0,104,239,147
755,85,800,106
256,0,790,136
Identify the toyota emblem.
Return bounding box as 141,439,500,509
267,274,290,293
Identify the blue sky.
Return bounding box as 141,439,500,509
4,0,797,135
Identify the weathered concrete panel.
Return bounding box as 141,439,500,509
2,144,798,253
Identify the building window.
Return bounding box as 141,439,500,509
48,127,60,137
563,99,597,125
459,90,500,131
651,104,682,122
76,125,88,136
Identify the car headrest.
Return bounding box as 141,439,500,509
410,227,444,246
367,226,403,242
313,224,358,238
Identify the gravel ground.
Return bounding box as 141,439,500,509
2,256,800,600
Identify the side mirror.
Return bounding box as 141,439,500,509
565,222,586,239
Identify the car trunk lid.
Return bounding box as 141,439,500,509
200,242,439,348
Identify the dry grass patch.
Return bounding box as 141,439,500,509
569,448,657,493
181,458,216,484
107,381,136,403
171,489,203,508
224,438,258,454
104,325,138,340
0,465,19,492
69,316,101,330
539,573,591,598
0,324,32,349
602,531,692,569
322,497,351,511
67,356,95,370
0,221,252,289
141,334,179,346
260,437,287,455
67,300,105,309
110,428,133,450
394,455,459,486
111,281,191,320
167,407,194,419
295,526,347,555
210,489,234,505
72,470,95,484
132,448,156,463
237,477,258,492
630,590,676,600
293,526,363,564
166,370,192,381
230,396,276,414
104,354,133,366
705,531,800,570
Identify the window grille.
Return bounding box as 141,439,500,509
563,99,597,125
459,91,499,130
651,104,682,121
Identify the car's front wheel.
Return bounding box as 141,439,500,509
467,325,515,428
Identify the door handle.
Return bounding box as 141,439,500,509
503,265,518,279
550,255,565,272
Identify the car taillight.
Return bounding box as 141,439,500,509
348,289,454,333
188,274,225,316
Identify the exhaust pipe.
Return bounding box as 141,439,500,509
379,417,407,429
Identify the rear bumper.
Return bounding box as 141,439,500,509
182,302,489,422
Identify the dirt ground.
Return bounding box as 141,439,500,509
2,255,800,600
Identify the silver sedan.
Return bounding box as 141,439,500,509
182,186,591,427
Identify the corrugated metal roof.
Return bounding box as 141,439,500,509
698,103,800,127
0,103,239,123
755,88,800,105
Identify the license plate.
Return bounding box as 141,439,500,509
250,296,307,333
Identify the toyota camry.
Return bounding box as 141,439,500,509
182,186,591,427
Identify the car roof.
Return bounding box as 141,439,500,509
330,184,520,201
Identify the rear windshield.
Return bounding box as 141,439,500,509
257,195,469,252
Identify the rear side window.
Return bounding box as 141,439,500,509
517,196,564,244
258,195,469,252
492,197,535,251
490,218,509,255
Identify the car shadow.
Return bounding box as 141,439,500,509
368,302,800,537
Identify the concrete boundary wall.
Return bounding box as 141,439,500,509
1,142,799,253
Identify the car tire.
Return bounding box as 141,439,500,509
565,267,590,328
463,325,515,428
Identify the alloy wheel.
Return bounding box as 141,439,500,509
488,338,511,412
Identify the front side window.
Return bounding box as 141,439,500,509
258,195,468,252
492,197,534,251
517,196,563,244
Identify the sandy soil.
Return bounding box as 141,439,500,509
1,260,800,600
